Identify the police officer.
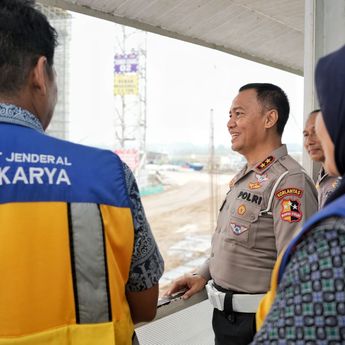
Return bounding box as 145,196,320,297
166,83,318,345
303,109,340,208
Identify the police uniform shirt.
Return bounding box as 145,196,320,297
197,145,318,293
315,167,340,209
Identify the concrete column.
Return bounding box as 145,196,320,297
303,0,345,181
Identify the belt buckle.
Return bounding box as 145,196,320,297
206,281,225,311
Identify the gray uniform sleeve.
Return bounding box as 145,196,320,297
122,162,164,292
318,175,340,209
195,258,211,281
271,171,318,254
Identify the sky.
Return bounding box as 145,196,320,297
67,12,304,153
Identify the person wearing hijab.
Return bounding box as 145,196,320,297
251,44,345,344
303,109,340,208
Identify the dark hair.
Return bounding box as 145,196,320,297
0,0,58,96
239,83,290,136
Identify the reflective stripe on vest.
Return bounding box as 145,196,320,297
68,203,112,324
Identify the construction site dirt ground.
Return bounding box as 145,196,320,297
141,170,233,295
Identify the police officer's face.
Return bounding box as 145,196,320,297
315,112,339,176
228,89,267,156
303,112,325,162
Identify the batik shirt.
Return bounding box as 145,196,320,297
252,217,345,344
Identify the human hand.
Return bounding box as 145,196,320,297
164,273,207,300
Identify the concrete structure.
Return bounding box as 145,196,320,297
303,0,345,180
38,0,304,74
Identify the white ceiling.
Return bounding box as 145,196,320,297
39,0,304,75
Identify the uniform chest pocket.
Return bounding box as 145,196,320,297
224,198,262,248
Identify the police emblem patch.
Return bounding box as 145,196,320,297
249,173,268,189
280,199,302,223
256,173,268,183
237,204,246,215
230,223,248,235
248,182,261,189
275,187,303,199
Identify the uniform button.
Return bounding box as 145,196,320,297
211,253,214,257
251,215,256,221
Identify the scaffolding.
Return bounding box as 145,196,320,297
36,4,71,140
113,26,147,179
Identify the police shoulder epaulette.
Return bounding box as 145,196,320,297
255,155,275,172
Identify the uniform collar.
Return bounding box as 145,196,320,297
229,145,288,187
252,144,288,174
316,166,328,184
229,164,247,188
0,103,44,133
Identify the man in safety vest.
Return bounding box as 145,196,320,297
0,1,164,344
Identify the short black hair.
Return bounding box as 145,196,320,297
0,0,58,96
239,83,290,136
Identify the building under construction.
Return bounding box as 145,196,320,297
36,4,71,140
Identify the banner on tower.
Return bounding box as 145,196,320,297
113,51,139,95
114,52,138,74
114,74,139,95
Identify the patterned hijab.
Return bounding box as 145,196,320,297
315,44,345,204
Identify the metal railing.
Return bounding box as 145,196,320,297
135,289,214,345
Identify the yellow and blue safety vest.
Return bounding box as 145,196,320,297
0,122,135,344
